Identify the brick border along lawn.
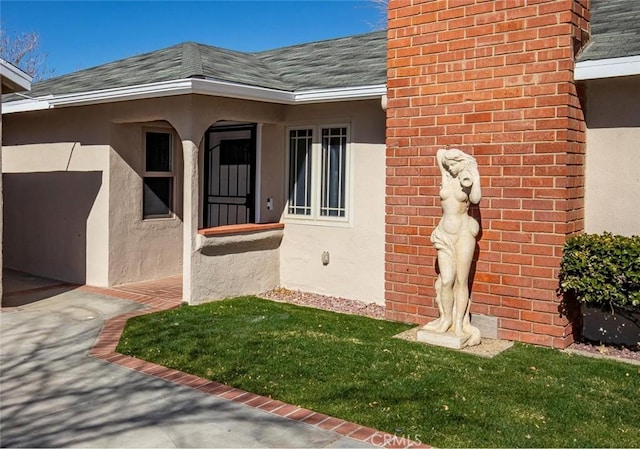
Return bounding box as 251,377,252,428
84,281,427,449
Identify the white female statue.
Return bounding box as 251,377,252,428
422,148,482,347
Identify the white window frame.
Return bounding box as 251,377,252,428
142,128,176,220
286,126,314,217
284,123,352,226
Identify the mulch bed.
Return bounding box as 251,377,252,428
567,341,640,364
259,288,385,319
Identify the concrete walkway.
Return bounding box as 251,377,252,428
1,274,413,448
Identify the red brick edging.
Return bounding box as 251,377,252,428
85,284,428,449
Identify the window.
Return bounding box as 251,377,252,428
143,131,174,219
288,129,313,216
320,127,347,217
286,125,350,222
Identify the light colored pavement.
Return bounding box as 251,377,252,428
0,285,383,448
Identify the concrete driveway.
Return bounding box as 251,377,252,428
0,281,383,448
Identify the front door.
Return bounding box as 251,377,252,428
204,125,256,227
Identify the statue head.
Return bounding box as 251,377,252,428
441,149,478,186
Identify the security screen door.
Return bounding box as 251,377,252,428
204,125,256,227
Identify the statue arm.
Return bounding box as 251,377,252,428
436,149,447,185
469,172,482,204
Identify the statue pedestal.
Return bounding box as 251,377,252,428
416,328,470,349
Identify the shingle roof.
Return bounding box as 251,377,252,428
258,32,387,90
578,0,640,62
9,0,637,102
17,31,387,99
17,0,636,102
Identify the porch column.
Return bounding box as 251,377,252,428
182,138,199,304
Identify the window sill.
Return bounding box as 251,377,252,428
198,222,285,237
143,215,176,222
283,216,352,228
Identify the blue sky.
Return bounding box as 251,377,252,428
1,0,385,78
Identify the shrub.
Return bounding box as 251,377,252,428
559,233,640,309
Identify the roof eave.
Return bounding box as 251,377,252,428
192,78,294,104
575,55,640,80
0,58,33,94
2,79,387,114
294,84,387,103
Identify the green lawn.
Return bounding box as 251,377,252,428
117,297,640,448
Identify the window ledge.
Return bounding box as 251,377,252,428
283,216,352,228
196,223,285,256
198,222,284,237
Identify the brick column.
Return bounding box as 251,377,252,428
386,0,589,348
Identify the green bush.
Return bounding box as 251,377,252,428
559,233,640,309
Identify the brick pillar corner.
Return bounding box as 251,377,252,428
385,0,589,348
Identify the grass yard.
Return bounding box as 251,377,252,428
117,297,640,448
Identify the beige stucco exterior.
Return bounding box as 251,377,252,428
192,228,283,303
1,100,190,286
584,76,640,237
188,99,386,304
2,93,386,305
108,123,183,285
3,142,109,284
5,72,636,305
279,102,387,304
1,60,32,300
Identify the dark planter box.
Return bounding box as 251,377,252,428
581,303,640,347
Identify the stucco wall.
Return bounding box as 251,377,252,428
259,123,286,224
3,95,385,304
107,123,183,285
278,100,386,304
186,99,385,304
2,141,110,285
584,76,640,236
1,100,3,298
101,95,284,288
1,64,32,300
191,229,282,304
1,104,187,287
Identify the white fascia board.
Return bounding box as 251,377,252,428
2,97,51,113
48,78,296,107
192,80,386,103
2,78,387,114
2,79,195,114
191,78,295,104
0,58,33,92
575,55,640,80
294,84,387,103
47,79,194,107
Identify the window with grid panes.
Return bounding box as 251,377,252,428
286,125,349,222
143,131,175,219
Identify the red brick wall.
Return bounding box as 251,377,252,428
386,0,589,348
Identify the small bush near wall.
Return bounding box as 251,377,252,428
559,233,640,347
560,233,640,309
